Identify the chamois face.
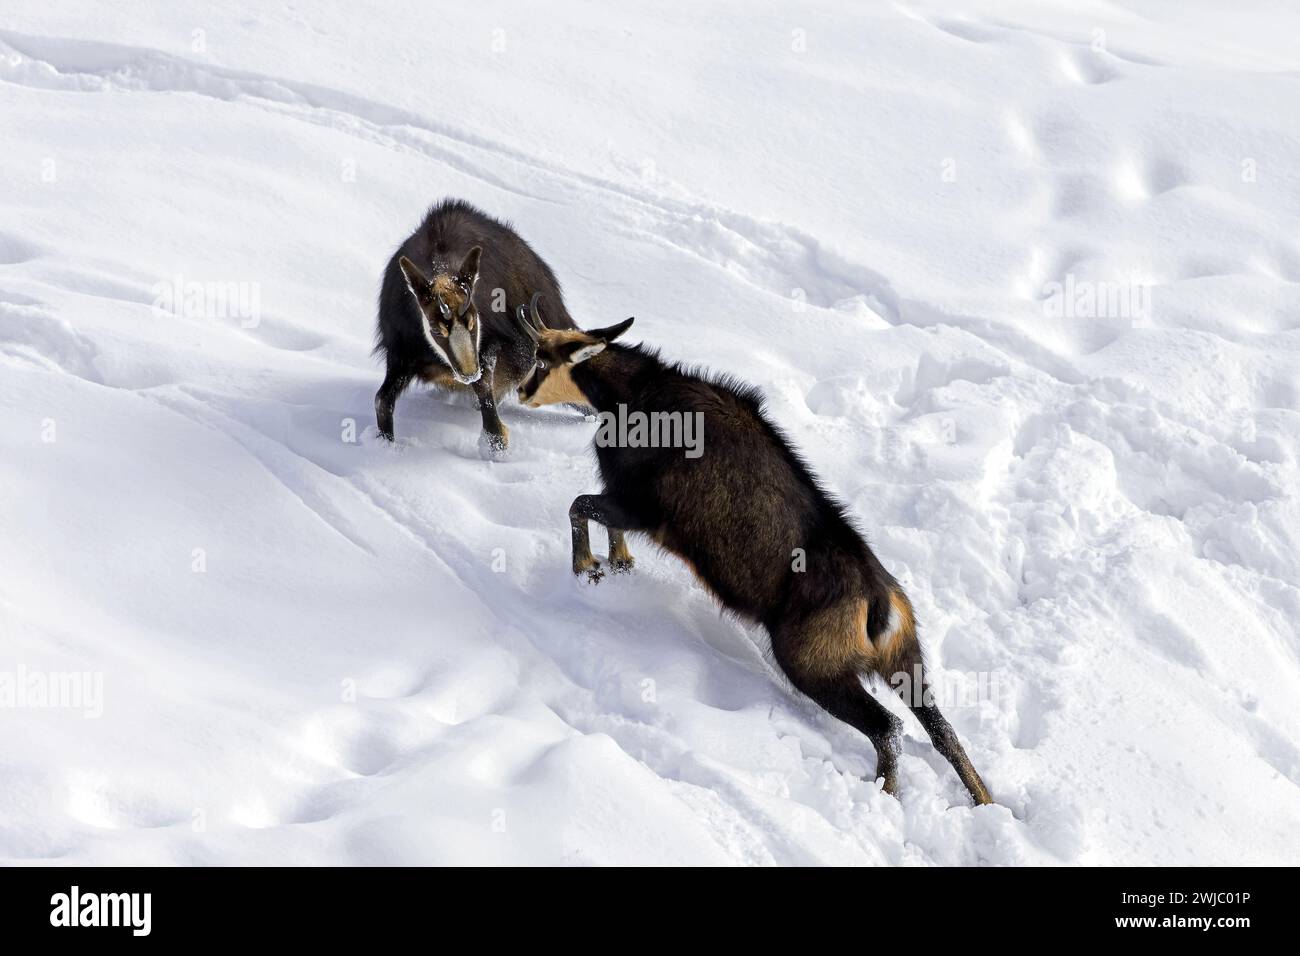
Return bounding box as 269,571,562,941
516,317,635,408
398,247,482,384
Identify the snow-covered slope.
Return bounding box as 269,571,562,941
1,0,1298,865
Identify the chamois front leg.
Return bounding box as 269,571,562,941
472,353,508,458
570,511,600,583
608,528,635,573
569,494,644,583
375,365,412,441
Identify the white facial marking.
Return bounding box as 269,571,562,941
418,312,454,369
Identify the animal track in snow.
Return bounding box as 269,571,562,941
926,17,1005,44
238,316,330,353
0,230,38,265
0,29,902,324
4,7,1296,866
1113,155,1191,202
0,299,102,382
1243,716,1300,788
896,352,1010,405
1058,50,1120,85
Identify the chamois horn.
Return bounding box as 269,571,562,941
514,292,545,342
432,289,452,319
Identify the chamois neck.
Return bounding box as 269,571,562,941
571,344,662,413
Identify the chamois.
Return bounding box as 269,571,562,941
374,199,576,451
515,308,993,804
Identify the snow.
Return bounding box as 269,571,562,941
1,0,1298,865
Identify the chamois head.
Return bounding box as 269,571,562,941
514,295,634,408
398,247,483,384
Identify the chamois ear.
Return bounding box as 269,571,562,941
591,316,634,343
457,246,482,289
398,256,433,303
566,341,606,365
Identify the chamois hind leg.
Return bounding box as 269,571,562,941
885,624,993,806
568,494,647,583
770,614,903,795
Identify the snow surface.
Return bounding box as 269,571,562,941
1,0,1298,865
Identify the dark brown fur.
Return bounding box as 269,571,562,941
373,198,576,449
519,329,993,804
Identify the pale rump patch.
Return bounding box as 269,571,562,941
875,592,904,657
786,589,918,681
871,590,917,677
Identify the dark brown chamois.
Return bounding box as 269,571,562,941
374,198,576,452
515,309,993,804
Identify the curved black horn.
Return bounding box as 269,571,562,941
458,291,473,317
433,289,451,319
513,292,543,343
527,292,546,330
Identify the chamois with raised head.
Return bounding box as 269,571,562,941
374,198,576,451
515,308,993,804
